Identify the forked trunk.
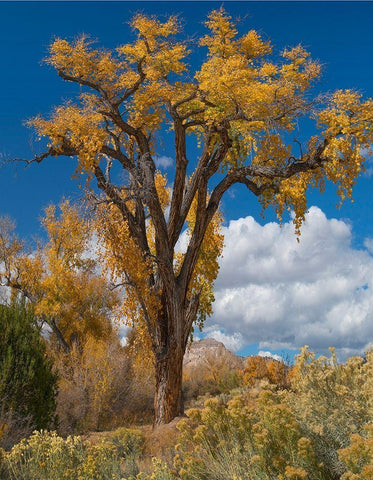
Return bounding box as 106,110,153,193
154,339,185,425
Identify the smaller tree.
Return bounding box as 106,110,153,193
0,201,119,353
53,334,131,434
0,301,57,440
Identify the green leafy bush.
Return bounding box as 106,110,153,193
102,427,145,478
0,301,57,448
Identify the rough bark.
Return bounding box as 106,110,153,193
154,338,185,425
152,295,187,426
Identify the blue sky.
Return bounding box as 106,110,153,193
0,2,372,360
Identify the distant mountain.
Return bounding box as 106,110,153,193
183,338,246,370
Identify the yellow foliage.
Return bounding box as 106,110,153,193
53,334,130,434
1,201,118,349
242,355,290,389
27,8,372,241
30,105,107,178
95,199,159,330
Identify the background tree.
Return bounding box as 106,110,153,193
13,9,373,424
0,201,119,353
53,333,131,435
242,355,290,389
0,301,57,447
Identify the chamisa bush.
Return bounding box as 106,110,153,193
1,428,144,480
285,346,373,479
0,301,57,449
175,388,327,480
172,347,372,480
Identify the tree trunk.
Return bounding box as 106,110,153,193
154,339,185,425
49,317,71,353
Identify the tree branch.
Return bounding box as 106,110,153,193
113,58,146,107
167,119,188,249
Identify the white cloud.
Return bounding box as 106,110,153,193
155,155,173,169
258,351,284,362
209,207,373,359
202,325,244,352
364,238,373,255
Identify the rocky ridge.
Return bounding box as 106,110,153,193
183,337,246,370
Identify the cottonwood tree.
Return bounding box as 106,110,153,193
0,201,118,352
13,10,372,424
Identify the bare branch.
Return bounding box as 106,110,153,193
57,69,104,95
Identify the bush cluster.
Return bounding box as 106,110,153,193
1,347,371,479
1,428,144,480
174,347,372,480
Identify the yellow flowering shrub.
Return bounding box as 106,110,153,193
3,428,145,479
169,348,372,479
133,457,176,480
5,430,86,479
286,347,373,478
175,388,326,479
338,425,373,480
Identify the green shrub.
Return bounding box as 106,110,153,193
0,301,57,447
104,427,145,458
134,458,176,480
102,427,145,478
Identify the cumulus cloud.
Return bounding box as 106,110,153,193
209,207,373,359
364,238,373,255
201,325,245,352
155,155,173,169
258,351,284,362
